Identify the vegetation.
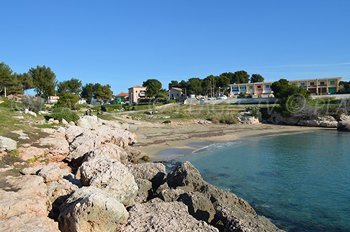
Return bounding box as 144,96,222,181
22,96,45,112
29,65,57,99
167,70,264,97
143,79,163,98
338,81,350,94
81,83,113,103
250,74,265,83
57,78,82,95
55,93,80,110
50,107,79,123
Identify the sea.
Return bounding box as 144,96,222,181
158,131,350,232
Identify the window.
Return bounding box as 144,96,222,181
239,86,247,91
320,82,325,86
310,82,315,86
250,86,254,90
257,85,262,89
329,80,336,85
300,82,305,86
265,85,270,89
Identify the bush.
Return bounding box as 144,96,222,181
106,104,123,112
50,107,79,122
22,96,45,112
56,93,80,110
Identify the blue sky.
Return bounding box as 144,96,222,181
1,0,350,93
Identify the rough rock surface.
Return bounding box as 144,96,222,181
18,146,46,161
66,125,135,164
79,157,138,206
128,162,166,181
0,175,59,231
162,162,282,232
0,136,17,151
37,163,69,183
77,115,102,130
84,143,128,163
337,114,350,131
124,199,218,232
58,187,128,232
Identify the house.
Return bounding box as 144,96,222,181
115,92,129,104
230,82,273,98
229,77,342,98
128,86,146,104
47,96,60,104
290,77,341,95
168,87,184,100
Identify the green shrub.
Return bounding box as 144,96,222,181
56,93,80,110
106,104,123,112
50,107,79,122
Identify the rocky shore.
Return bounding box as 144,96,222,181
0,116,283,232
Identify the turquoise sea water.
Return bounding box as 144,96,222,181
177,131,350,232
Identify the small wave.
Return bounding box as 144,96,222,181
192,141,242,154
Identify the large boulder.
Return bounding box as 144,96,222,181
66,125,136,164
161,162,282,232
37,163,69,183
337,119,350,132
77,115,102,130
79,157,138,206
124,199,218,232
0,214,60,232
127,162,166,181
0,136,17,151
0,175,49,219
84,143,128,163
58,187,128,232
18,146,46,161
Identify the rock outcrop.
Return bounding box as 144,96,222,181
0,175,59,232
158,162,282,232
58,187,128,232
79,157,138,206
0,136,17,151
337,114,350,131
1,115,284,232
124,199,218,232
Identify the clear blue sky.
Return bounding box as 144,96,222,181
1,0,349,93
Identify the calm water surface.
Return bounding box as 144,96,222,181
177,131,350,232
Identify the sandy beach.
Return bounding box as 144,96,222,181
114,116,329,159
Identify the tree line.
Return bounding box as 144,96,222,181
167,70,264,96
0,62,113,105
140,71,265,99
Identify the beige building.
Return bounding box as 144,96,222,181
169,87,184,100
290,77,341,95
230,77,342,98
128,86,146,104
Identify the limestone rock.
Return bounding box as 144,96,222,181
0,136,17,151
37,163,69,183
337,120,350,131
65,125,85,144
128,162,166,182
79,157,138,206
124,199,218,232
66,125,135,164
0,214,59,232
58,187,128,232
18,146,46,161
0,175,49,219
84,143,128,163
134,178,152,202
162,162,282,232
77,115,102,130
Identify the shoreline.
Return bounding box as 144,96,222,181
129,119,331,160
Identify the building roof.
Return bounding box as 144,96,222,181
115,92,129,97
170,87,183,91
128,85,146,89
